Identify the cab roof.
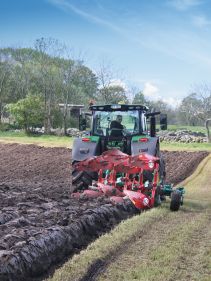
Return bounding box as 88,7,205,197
89,104,149,112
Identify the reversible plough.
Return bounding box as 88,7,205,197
72,149,185,211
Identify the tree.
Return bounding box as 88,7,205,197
0,42,99,131
132,91,146,104
58,53,98,134
0,60,12,123
178,93,204,126
205,119,211,143
96,61,128,104
98,85,128,104
177,84,211,126
7,94,44,132
192,84,211,122
144,99,177,125
34,38,63,134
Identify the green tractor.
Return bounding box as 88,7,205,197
72,104,167,191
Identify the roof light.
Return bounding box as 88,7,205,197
111,104,121,109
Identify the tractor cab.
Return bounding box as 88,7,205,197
74,104,167,160
78,104,149,153
80,104,167,136
80,104,148,135
77,104,167,154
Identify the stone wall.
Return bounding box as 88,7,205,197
159,130,207,143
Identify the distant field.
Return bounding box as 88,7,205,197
160,141,211,151
0,131,72,148
167,124,207,134
0,130,210,151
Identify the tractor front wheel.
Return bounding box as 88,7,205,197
170,190,181,211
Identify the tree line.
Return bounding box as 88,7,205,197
0,38,210,134
133,90,211,127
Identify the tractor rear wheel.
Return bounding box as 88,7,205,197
72,161,97,192
170,190,181,211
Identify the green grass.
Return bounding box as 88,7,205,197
0,130,210,151
160,141,211,151
167,124,207,134
0,130,73,148
99,212,209,281
46,208,168,281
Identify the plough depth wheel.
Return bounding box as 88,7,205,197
170,190,181,211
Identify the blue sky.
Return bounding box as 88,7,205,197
1,0,211,106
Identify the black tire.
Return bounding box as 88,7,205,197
72,161,97,192
170,190,181,211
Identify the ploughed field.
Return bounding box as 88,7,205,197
0,143,208,281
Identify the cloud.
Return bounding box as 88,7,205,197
143,82,181,107
110,79,128,91
167,0,203,11
47,0,122,32
163,97,182,107
192,15,211,27
143,82,161,100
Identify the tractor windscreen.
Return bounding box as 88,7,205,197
93,110,140,137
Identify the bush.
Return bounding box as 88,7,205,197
0,123,21,131
0,123,10,131
7,94,44,132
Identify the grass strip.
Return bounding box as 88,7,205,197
100,211,209,281
46,208,168,281
0,131,211,151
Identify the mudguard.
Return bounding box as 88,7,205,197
72,138,99,162
131,136,158,156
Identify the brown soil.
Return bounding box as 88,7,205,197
0,143,209,281
163,150,209,185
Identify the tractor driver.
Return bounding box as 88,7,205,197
110,115,125,136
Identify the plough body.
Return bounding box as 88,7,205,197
72,149,184,211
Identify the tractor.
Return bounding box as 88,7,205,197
72,104,167,190
71,104,184,211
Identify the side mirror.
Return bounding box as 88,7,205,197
160,114,167,130
79,114,87,131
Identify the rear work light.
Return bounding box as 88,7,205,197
82,137,90,142
111,104,121,109
139,138,149,142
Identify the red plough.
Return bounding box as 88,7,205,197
72,149,185,211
